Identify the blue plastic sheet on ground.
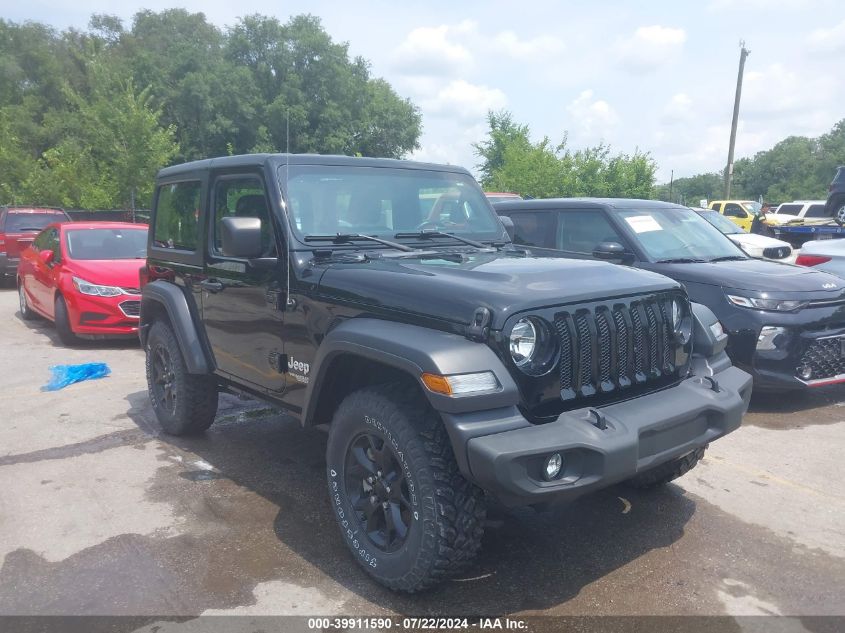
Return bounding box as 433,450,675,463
41,363,111,391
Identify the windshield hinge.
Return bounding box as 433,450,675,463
466,307,492,342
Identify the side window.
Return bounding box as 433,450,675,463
723,203,746,218
32,228,51,251
153,181,202,250
509,212,555,248
44,228,61,262
805,204,827,218
710,203,722,212
556,210,624,254
212,176,276,257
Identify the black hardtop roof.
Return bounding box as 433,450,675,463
492,197,687,212
157,153,472,179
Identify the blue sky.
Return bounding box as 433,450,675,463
2,0,841,181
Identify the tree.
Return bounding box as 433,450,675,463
474,110,531,185
0,11,422,208
665,119,845,205
474,110,657,199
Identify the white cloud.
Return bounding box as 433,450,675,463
392,20,477,77
662,93,694,124
566,89,619,141
708,0,810,10
809,20,845,53
492,31,565,59
422,79,507,121
615,25,687,74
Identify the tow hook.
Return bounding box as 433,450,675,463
703,376,721,392
589,408,608,430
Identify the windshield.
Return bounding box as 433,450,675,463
617,207,746,261
697,210,744,234
281,165,502,241
65,228,148,260
4,211,67,232
743,201,762,216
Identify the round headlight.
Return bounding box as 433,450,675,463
509,318,537,367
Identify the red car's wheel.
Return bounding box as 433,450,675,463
54,295,79,346
18,281,37,321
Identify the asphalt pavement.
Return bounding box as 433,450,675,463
0,286,843,625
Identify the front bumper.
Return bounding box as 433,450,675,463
737,324,845,390
444,366,752,507
64,292,140,337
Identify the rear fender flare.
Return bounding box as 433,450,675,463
140,281,211,374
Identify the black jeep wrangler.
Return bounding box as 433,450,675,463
140,154,752,592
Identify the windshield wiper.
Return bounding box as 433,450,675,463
304,233,415,252
709,255,747,262
393,230,487,249
655,257,708,263
14,227,45,232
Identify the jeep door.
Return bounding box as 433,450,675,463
201,172,287,394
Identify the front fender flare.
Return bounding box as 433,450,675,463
302,319,520,425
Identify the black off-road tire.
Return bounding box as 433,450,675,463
54,295,79,345
326,383,486,592
18,281,37,321
625,447,706,489
145,320,218,435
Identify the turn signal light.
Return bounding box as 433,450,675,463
421,372,500,396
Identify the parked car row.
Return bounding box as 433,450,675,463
5,154,843,594
495,197,845,391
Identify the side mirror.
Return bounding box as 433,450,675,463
39,249,54,265
220,216,262,259
499,215,515,241
592,241,630,262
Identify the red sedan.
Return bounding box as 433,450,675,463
17,222,148,345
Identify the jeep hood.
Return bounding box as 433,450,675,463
647,258,845,297
316,252,680,329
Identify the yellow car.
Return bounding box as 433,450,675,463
707,200,762,231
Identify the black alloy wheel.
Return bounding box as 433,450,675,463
344,431,413,553
151,343,177,416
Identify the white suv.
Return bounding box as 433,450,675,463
768,200,829,225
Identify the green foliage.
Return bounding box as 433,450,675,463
661,119,845,205
0,11,422,209
654,172,723,205
475,110,657,199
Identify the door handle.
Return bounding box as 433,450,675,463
199,279,224,293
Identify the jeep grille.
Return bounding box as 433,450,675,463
553,294,680,401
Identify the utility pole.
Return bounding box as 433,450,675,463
724,41,750,199
669,169,674,202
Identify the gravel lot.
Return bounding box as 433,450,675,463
0,286,843,622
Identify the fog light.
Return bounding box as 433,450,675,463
799,365,813,381
544,453,563,480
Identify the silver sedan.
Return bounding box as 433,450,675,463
796,238,845,278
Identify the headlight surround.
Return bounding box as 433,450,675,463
670,297,693,345
727,294,808,312
509,316,557,375
72,276,124,297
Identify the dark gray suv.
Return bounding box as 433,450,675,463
827,166,845,222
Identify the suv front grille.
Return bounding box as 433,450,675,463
762,246,790,259
797,336,845,382
554,295,678,401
